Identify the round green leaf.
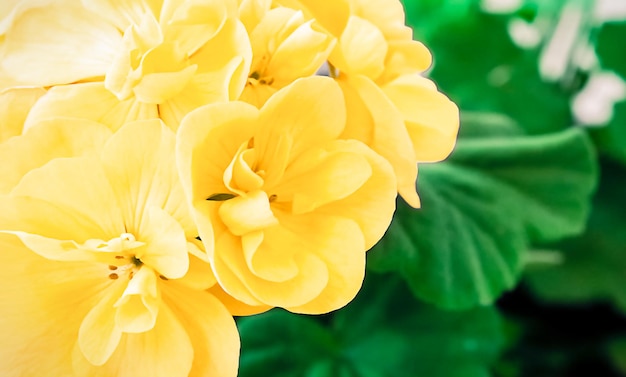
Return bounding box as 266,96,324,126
525,160,626,313
368,126,598,309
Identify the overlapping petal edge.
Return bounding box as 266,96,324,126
0,120,238,377
177,76,397,314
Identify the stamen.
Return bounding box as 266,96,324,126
108,265,118,270
269,194,277,202
159,275,169,281
109,273,119,280
115,255,125,259
131,256,143,267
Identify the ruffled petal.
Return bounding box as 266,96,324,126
0,117,112,194
337,75,419,207
383,74,460,162
163,284,240,377
176,101,259,258
312,140,397,249
100,119,192,242
0,86,45,143
159,56,246,129
136,206,189,279
2,1,120,86
78,282,126,365
24,82,159,132
81,0,162,31
8,157,124,240
214,229,329,308
160,0,229,55
208,283,272,316
0,233,112,377
73,303,194,377
114,266,160,333
328,15,387,78
276,213,366,314
255,76,345,186
275,146,373,214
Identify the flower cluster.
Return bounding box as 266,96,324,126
0,0,458,376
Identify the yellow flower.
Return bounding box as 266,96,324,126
0,120,238,377
238,4,336,107
2,0,251,130
177,76,397,314
272,0,459,207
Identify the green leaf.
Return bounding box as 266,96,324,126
525,160,626,313
590,100,626,166
609,338,626,375
596,21,626,80
206,192,236,201
404,4,573,135
238,274,504,377
368,124,598,309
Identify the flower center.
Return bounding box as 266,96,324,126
84,232,147,280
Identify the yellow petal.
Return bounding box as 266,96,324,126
250,8,335,87
269,19,336,86
347,0,409,40
338,75,419,207
238,0,271,32
163,284,239,377
313,140,397,249
214,230,329,307
136,206,189,279
78,283,126,365
239,79,278,107
208,282,272,316
100,119,191,246
159,56,245,128
378,40,433,83
82,0,161,30
255,76,345,186
190,19,252,100
176,251,217,290
73,303,194,377
2,1,120,86
24,82,159,132
0,117,112,194
4,231,99,262
218,190,278,236
276,147,373,215
0,233,111,376
0,86,45,143
133,65,198,104
161,0,229,55
224,144,264,193
329,15,387,78
383,74,460,162
241,230,298,282
176,101,259,258
114,267,160,333
281,0,350,36
276,213,365,314
10,157,125,239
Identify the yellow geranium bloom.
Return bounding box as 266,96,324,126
2,0,251,130
0,120,238,377
238,3,336,107
273,0,459,207
177,76,397,314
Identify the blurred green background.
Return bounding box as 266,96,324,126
237,0,626,376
